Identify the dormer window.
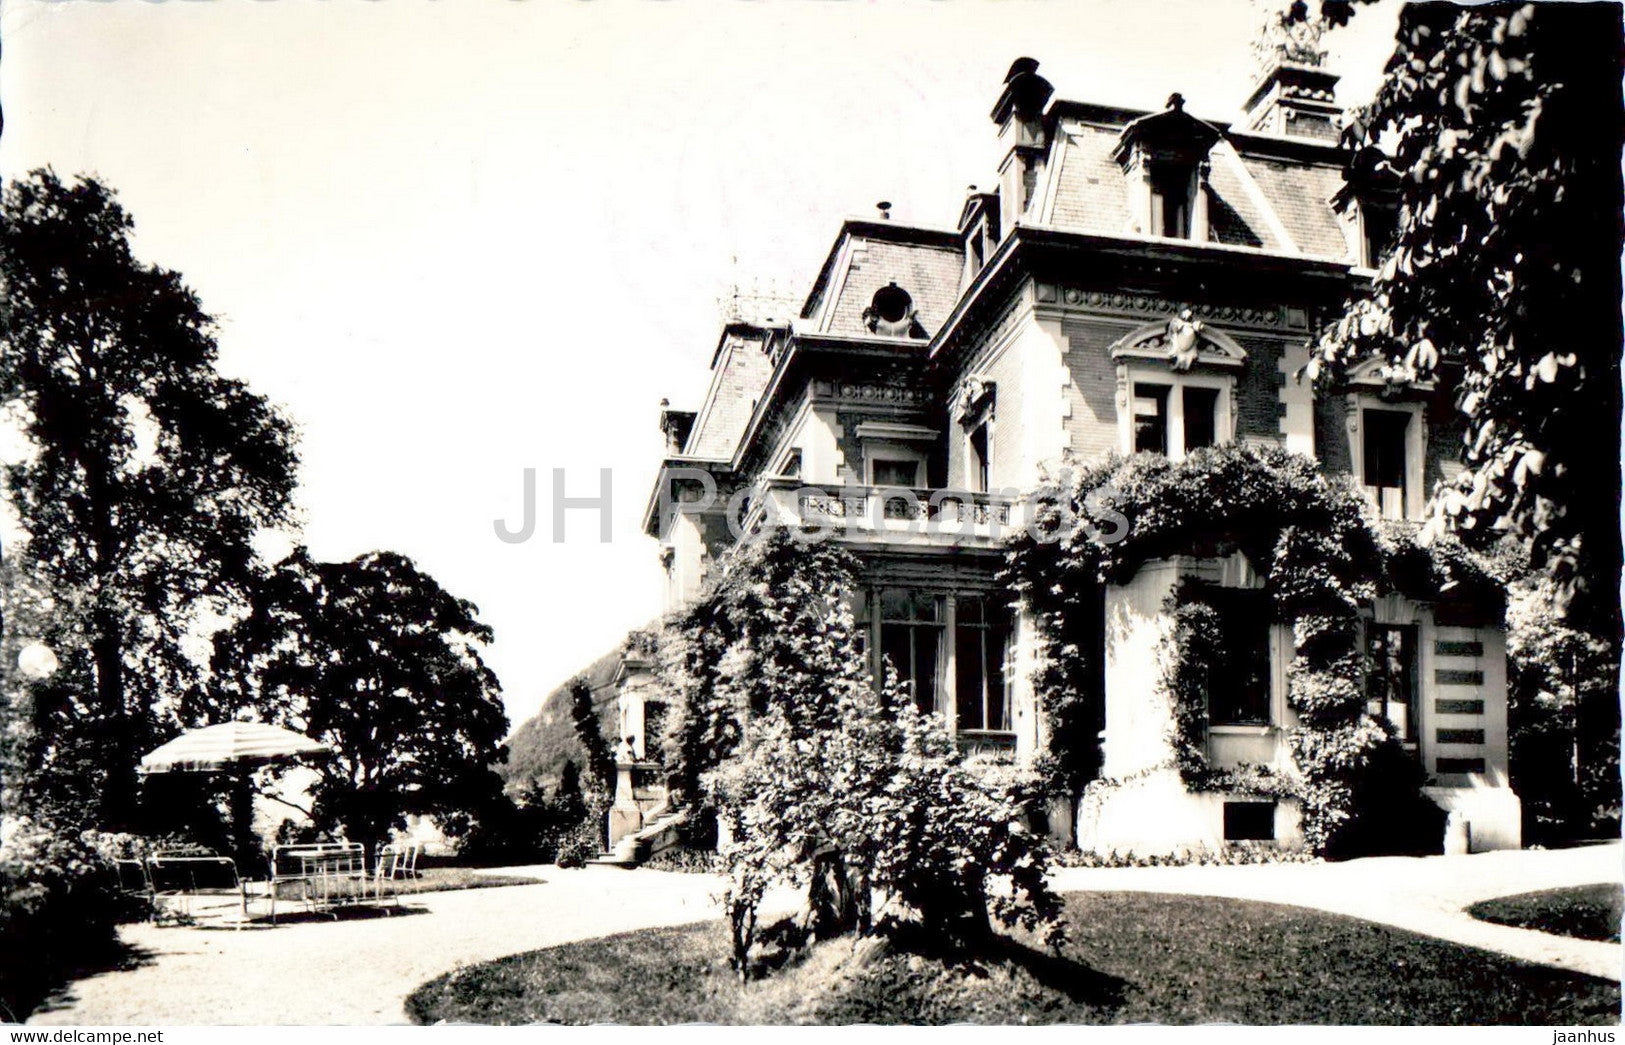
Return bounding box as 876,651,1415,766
1359,200,1398,269
1334,147,1402,269
1113,93,1219,243
1149,163,1195,239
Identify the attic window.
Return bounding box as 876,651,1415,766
1360,201,1398,268
1150,164,1194,239
863,283,927,339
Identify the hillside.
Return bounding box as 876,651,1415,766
500,644,625,790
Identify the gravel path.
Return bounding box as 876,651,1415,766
29,844,1621,1025
1051,841,1623,981
29,867,720,1026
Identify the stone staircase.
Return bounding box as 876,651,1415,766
589,805,688,868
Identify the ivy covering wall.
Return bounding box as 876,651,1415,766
1005,445,1502,857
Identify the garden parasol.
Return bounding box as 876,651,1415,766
139,720,332,774
140,721,333,872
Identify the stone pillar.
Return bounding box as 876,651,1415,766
607,759,644,847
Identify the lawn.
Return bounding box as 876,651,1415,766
1468,883,1623,944
389,867,542,896
406,892,1621,1025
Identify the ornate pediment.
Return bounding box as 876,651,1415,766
1346,355,1436,400
1108,312,1247,372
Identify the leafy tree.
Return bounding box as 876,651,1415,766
0,171,299,828
1506,574,1621,841
1300,2,1623,627
210,548,508,852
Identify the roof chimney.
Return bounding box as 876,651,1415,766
876,201,892,220
989,57,1054,239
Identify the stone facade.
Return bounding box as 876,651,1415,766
635,57,1521,856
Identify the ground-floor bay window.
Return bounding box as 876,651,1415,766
857,587,1014,742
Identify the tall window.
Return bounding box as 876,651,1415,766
1361,409,1411,519
1133,383,1170,454
1150,164,1193,238
954,596,1011,733
1182,386,1218,452
967,422,991,493
1365,623,1417,742
1202,588,1272,725
879,589,944,715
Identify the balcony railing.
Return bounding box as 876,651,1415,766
741,479,1019,548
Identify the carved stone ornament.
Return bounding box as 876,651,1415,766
1165,309,1205,371
956,376,996,421
1108,313,1246,371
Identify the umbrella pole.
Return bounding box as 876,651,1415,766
228,768,257,877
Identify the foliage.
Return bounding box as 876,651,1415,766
655,532,870,803
568,676,616,791
210,548,509,853
0,817,146,1021
699,532,1063,971
1505,575,1621,842
0,171,300,828
1304,2,1623,627
1005,445,1480,856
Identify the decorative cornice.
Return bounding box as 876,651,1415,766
1034,282,1309,332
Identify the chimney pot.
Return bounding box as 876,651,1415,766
876,201,892,220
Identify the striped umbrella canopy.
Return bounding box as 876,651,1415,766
139,721,332,774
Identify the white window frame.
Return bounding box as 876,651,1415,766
1347,396,1426,521
1117,366,1235,460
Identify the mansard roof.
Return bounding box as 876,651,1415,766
800,219,964,339
1040,106,1352,261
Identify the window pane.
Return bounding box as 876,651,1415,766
913,627,940,715
955,625,985,730
1366,624,1417,742
912,590,941,622
1150,165,1191,238
880,624,912,692
1183,386,1218,451
873,459,919,488
1362,410,1409,490
1363,203,1397,265
968,424,990,493
880,589,910,621
1133,383,1170,455
987,623,1011,732
1204,589,1271,724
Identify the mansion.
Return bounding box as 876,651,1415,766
622,56,1519,858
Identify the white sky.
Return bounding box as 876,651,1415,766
0,0,1401,729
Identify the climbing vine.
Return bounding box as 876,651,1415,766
1006,445,1500,857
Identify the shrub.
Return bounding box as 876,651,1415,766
697,532,1064,972
0,817,140,1021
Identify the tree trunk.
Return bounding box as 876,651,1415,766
92,614,138,830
